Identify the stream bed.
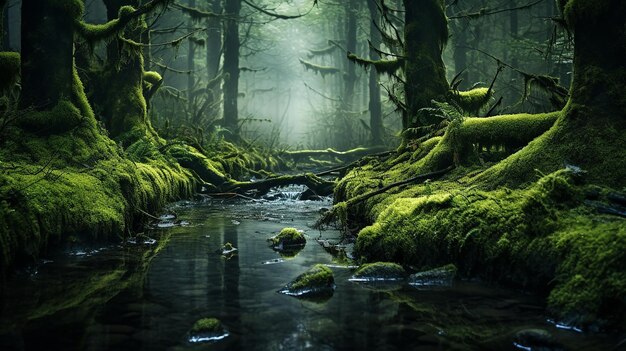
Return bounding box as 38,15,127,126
0,193,623,350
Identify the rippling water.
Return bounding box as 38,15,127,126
0,195,623,350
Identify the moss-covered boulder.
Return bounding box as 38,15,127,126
269,227,306,251
408,264,457,287
188,317,229,343
278,264,335,298
350,262,407,282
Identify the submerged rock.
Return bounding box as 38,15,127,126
408,264,457,287
350,262,407,282
513,329,565,351
216,242,238,256
188,317,229,343
278,264,335,298
269,227,307,252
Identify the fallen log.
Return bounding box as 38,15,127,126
316,165,455,228
201,173,335,198
283,146,388,163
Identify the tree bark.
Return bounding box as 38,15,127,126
1,0,8,50
205,0,222,122
223,0,241,137
367,0,383,145
187,0,196,122
402,0,449,130
20,0,76,110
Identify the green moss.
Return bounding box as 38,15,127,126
448,87,492,115
167,144,228,186
143,71,162,85
191,318,222,333
347,53,403,76
269,227,306,248
287,264,335,292
347,168,625,328
0,52,20,92
352,262,407,281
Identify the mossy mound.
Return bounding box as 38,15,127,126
353,169,625,328
278,264,335,298
188,317,229,343
269,227,306,250
350,262,407,282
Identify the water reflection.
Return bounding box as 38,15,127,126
0,199,624,350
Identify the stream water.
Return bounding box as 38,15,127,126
0,192,623,350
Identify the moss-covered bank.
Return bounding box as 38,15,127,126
333,108,626,329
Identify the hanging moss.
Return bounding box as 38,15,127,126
298,58,341,77
347,53,403,76
448,87,493,116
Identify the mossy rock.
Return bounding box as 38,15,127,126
188,317,229,343
408,264,457,287
269,227,306,251
278,264,335,298
350,262,407,282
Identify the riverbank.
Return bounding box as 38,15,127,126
332,112,626,331
0,119,283,278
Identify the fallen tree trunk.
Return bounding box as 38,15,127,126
317,165,455,228
202,173,335,198
283,146,388,163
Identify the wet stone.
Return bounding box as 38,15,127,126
216,242,238,256
350,262,407,282
513,329,566,351
188,318,229,343
408,264,457,287
268,228,306,256
278,264,335,298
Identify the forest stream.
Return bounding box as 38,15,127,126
0,188,622,351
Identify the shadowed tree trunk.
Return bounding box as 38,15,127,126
402,0,449,129
20,0,77,110
478,0,626,187
1,0,8,50
223,0,241,137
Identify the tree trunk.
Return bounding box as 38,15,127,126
98,0,156,144
187,0,196,122
222,0,241,137
1,0,8,50
480,0,626,187
20,0,76,110
367,0,383,145
205,0,222,122
402,0,449,130
342,0,357,112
